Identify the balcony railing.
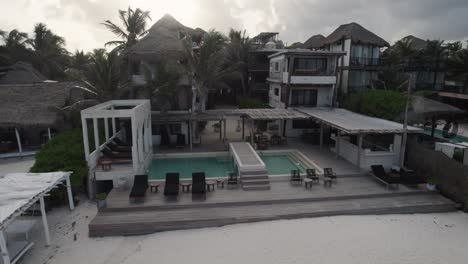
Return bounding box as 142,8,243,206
292,69,335,76
350,57,380,66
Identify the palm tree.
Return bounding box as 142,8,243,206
142,61,181,111
102,7,151,52
421,40,447,90
0,29,30,64
184,30,236,112
226,29,251,96
447,48,468,93
27,23,69,79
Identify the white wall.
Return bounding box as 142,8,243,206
269,83,285,109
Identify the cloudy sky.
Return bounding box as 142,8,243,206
1,0,467,52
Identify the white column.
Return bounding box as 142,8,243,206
15,128,22,153
0,230,10,264
250,119,255,145
336,130,341,159
39,196,51,246
138,124,144,161
148,115,153,149
112,118,116,136
223,119,227,141
104,118,109,141
93,118,99,151
65,175,75,210
319,123,324,149
189,120,193,151
47,128,52,140
81,117,90,160
357,134,363,169
131,117,138,173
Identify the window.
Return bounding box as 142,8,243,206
274,61,280,72
274,88,279,96
290,89,318,107
294,58,327,74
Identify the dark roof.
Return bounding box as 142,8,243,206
287,42,303,49
322,22,389,47
396,35,427,50
127,14,204,61
302,34,325,49
252,32,279,43
269,49,346,58
0,62,46,84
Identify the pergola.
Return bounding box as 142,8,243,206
0,172,74,264
80,100,152,196
297,107,423,167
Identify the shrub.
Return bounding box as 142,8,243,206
341,90,407,121
238,97,266,109
30,129,88,204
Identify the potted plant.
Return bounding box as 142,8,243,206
426,176,438,191
96,192,107,209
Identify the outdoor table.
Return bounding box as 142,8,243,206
100,160,112,171
181,182,191,192
216,179,226,188
149,182,160,193
206,181,216,192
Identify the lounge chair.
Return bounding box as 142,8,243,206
129,175,149,198
290,170,302,184
306,169,320,182
323,168,337,181
108,141,132,152
227,172,239,187
400,167,425,185
192,172,206,194
113,137,131,146
164,173,180,196
102,147,132,159
176,134,185,149
370,165,400,189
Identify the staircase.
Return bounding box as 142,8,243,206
240,169,270,190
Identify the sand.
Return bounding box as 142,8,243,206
0,157,35,176
15,199,468,264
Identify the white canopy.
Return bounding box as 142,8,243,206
297,107,423,134
0,172,72,229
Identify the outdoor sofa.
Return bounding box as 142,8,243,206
370,165,400,189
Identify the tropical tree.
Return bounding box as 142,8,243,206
27,23,69,79
421,40,447,89
226,29,251,96
184,30,237,112
447,48,468,93
102,7,151,52
0,29,30,65
142,61,181,111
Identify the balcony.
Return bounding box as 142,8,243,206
282,71,337,85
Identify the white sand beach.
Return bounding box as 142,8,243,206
0,157,35,176
16,199,468,264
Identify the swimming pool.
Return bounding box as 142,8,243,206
149,152,307,180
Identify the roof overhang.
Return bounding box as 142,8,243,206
297,107,423,134
81,100,151,119
269,50,347,58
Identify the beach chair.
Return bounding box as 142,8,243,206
113,137,131,146
192,172,206,194
176,134,185,149
108,141,132,152
290,170,302,184
323,168,337,181
306,169,320,183
370,165,400,189
102,147,132,159
164,173,180,196
129,175,149,198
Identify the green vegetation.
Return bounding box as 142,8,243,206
96,192,107,201
341,90,406,120
30,129,87,190
238,96,267,109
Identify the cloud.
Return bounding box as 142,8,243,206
0,0,467,52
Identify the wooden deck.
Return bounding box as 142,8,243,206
89,175,457,237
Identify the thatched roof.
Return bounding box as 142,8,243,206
0,82,80,127
127,14,204,61
322,22,389,47
0,62,46,84
302,34,325,49
396,35,427,50
252,32,279,44
287,42,303,49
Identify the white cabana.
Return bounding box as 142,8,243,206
0,172,74,264
80,100,152,197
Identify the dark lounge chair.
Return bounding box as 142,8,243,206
290,170,302,184
370,165,400,189
113,137,131,146
129,175,149,198
227,172,239,187
108,141,132,152
192,172,206,194
399,167,425,185
306,169,320,182
164,173,180,196
176,134,185,149
102,147,132,159
323,168,337,181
